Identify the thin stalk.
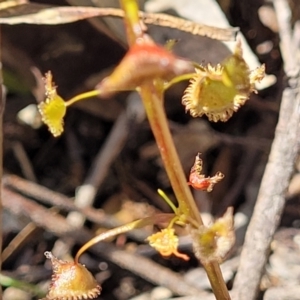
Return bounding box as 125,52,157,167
75,213,174,263
119,0,230,298
120,0,143,46
65,90,100,107
164,73,195,91
157,189,178,213
140,85,200,221
139,83,231,300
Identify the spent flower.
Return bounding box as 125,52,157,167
188,153,224,192
190,207,235,263
38,72,66,137
96,34,192,96
147,228,189,261
182,42,265,122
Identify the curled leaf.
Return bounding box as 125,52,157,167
147,228,189,261
38,72,66,137
42,252,101,300
188,153,224,192
190,207,235,263
182,42,265,122
96,34,192,96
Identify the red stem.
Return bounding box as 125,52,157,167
140,83,231,300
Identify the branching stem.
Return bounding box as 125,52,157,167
117,1,231,298
164,73,195,91
157,189,178,214
139,83,230,300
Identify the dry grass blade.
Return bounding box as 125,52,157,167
0,3,238,41
0,0,27,10
2,222,40,263
141,12,238,41
0,4,109,25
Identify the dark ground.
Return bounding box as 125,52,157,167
1,0,300,299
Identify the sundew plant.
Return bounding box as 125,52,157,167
34,1,265,299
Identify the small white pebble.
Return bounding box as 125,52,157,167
150,287,173,300
17,104,42,129
3,287,31,300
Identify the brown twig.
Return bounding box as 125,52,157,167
0,25,4,298
67,110,129,228
11,141,37,182
2,222,41,262
3,174,149,242
67,92,145,228
215,149,260,216
232,1,300,299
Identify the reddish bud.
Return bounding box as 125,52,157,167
96,35,192,96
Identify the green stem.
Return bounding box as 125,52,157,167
164,73,195,91
157,189,177,213
120,0,143,46
168,216,180,229
0,273,45,298
139,83,231,300
65,90,100,107
75,213,174,263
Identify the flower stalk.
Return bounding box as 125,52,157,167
120,1,231,299
139,82,231,300
75,213,174,263
36,1,265,298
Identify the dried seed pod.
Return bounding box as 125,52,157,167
96,34,192,96
190,207,235,263
182,42,265,122
42,252,101,300
188,153,224,192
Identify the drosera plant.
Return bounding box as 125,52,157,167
37,0,265,299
